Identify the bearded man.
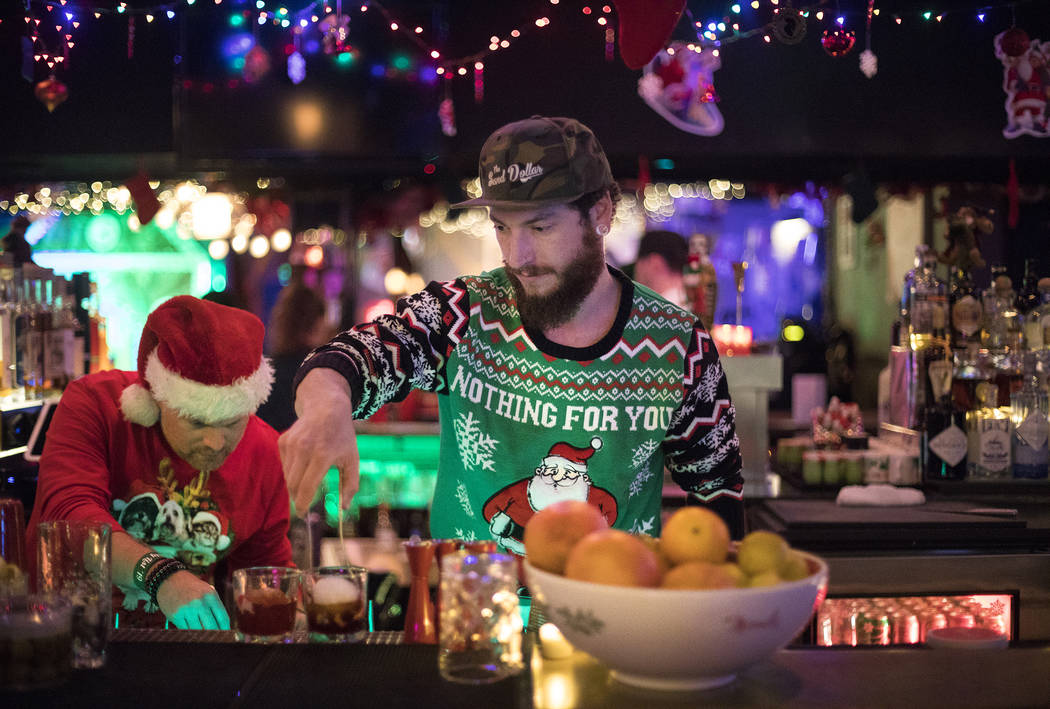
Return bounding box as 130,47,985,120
281,115,744,551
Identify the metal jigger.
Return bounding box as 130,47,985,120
402,539,437,644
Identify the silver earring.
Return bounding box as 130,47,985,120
597,224,609,236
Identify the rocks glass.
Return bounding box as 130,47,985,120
303,566,368,643
232,567,301,643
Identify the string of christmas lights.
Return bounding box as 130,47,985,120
686,0,1046,50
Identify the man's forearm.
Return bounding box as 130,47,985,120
293,367,355,418
112,531,162,589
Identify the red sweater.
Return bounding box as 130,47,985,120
26,370,292,621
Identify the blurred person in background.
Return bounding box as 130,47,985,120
631,229,690,308
257,272,331,432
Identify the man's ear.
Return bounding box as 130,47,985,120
589,193,613,234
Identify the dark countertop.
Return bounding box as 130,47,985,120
3,631,1050,709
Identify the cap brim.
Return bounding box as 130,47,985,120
449,192,587,211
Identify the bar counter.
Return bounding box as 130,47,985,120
4,630,1048,708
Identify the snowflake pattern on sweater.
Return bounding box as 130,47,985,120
297,268,742,549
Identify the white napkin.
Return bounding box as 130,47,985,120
835,484,926,507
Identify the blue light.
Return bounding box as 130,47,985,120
222,32,254,58
836,15,845,26
977,13,985,22
65,12,73,21
652,158,675,170
166,10,175,19
5,476,13,484
419,65,438,84
707,22,717,31
370,63,385,77
304,38,321,54
731,3,741,13
300,18,309,27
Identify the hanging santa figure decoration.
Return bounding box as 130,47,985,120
35,76,68,112
638,42,724,136
995,27,1049,138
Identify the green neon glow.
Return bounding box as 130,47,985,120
391,54,412,71
336,51,355,66
321,435,440,527
229,13,245,27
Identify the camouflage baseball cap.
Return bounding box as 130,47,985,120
451,116,614,209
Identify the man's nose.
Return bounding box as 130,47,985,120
502,230,535,268
200,428,226,450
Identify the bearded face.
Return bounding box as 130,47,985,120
527,463,591,509
505,222,607,332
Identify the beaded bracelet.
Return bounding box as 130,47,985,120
132,552,165,591
145,558,188,605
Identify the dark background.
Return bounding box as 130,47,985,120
1,0,1049,187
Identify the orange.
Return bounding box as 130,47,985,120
523,500,609,575
563,529,662,587
637,533,671,577
737,530,789,576
659,507,730,566
660,561,741,589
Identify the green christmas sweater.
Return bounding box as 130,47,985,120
295,267,742,553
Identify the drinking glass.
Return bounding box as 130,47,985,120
438,550,523,684
232,566,301,643
36,520,111,669
0,594,73,690
303,566,368,643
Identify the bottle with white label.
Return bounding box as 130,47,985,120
968,382,1011,480
1010,351,1049,479
922,358,967,481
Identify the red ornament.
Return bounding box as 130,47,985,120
35,76,68,112
821,28,856,57
243,46,271,84
997,27,1030,58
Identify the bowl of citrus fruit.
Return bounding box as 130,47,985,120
522,501,828,691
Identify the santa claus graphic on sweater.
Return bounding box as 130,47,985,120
483,437,618,555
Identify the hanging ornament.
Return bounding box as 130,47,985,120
771,1,807,45
35,75,68,112
320,13,351,55
288,50,306,85
859,0,877,78
994,27,1049,139
859,49,877,78
243,46,271,84
821,28,856,58
638,41,724,136
438,96,456,137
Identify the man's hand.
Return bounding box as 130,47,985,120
280,368,361,517
155,571,230,630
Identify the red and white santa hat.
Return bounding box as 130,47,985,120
543,437,603,472
120,295,274,427
191,509,231,551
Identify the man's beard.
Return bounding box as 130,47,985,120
507,226,606,331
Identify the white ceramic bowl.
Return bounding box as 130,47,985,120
524,550,828,691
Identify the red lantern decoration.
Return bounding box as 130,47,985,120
997,27,1030,58
821,28,856,58
35,76,68,112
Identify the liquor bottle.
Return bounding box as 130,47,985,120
922,358,968,481
36,271,54,395
949,266,982,356
1032,278,1050,351
11,268,27,399
684,233,718,328
1010,351,1049,479
908,250,948,352
0,260,17,399
967,382,1011,480
1016,257,1040,316
22,271,43,399
48,276,79,391
899,244,930,347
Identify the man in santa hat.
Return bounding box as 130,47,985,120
281,115,743,549
27,295,293,630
